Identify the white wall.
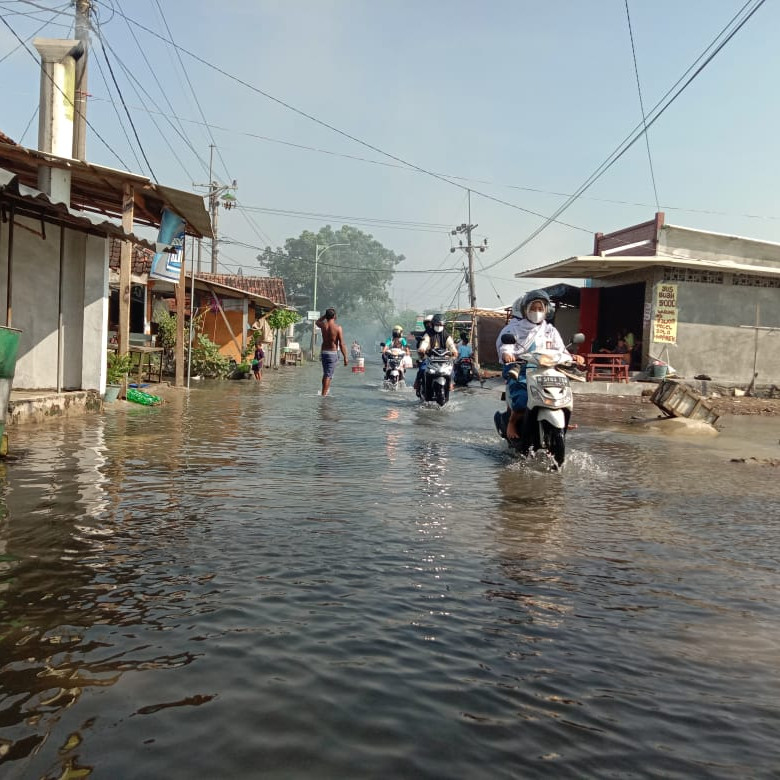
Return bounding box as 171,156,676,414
0,215,108,390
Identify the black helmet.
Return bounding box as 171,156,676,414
516,289,553,320
432,313,445,327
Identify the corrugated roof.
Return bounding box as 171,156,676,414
198,273,287,305
0,167,155,248
0,141,212,238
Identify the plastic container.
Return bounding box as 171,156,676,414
651,362,668,379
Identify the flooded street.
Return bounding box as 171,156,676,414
2,361,779,778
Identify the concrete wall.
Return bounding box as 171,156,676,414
82,234,109,391
661,224,780,269
656,279,780,384
0,215,108,390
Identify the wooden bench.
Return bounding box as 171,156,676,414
585,353,629,383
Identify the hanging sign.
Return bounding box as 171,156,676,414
149,208,186,283
652,282,678,344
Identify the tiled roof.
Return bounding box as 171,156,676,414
0,131,17,145
109,236,154,276
198,273,287,305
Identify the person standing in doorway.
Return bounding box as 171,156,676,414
315,308,348,396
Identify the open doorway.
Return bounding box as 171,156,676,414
596,282,645,369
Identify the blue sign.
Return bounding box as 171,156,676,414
149,208,186,283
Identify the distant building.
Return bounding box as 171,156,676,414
517,213,780,385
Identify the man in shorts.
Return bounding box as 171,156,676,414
315,307,348,396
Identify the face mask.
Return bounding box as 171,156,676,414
527,310,545,324
433,325,444,333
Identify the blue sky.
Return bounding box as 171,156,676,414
1,0,777,313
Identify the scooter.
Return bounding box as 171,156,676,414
383,347,407,389
421,348,454,406
494,333,585,469
453,356,478,387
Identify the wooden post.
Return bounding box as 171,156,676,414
175,238,186,387
119,184,133,356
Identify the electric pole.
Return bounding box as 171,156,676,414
194,145,237,274
450,190,487,368
72,0,90,160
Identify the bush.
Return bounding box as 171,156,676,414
189,334,232,378
106,351,133,384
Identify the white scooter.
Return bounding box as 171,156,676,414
494,333,585,469
383,347,408,389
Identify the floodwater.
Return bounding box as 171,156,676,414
1,360,779,778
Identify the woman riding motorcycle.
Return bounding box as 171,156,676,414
496,290,584,440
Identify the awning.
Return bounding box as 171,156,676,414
515,254,780,280
0,167,156,248
0,142,212,238
151,275,277,311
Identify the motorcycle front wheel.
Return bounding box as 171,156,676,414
541,420,565,466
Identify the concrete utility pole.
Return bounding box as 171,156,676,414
450,190,488,367
72,0,90,160
194,145,237,274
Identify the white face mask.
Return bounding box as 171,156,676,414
433,325,444,333
527,309,545,324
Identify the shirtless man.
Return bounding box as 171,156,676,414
315,308,348,396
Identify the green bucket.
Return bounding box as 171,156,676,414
0,326,21,380
0,326,22,454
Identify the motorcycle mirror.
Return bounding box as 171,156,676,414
500,333,517,345
571,333,585,344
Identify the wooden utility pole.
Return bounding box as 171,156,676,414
118,184,133,356
72,0,90,160
451,190,488,367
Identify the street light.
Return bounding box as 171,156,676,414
310,242,349,359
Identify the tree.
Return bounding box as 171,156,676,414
257,225,404,318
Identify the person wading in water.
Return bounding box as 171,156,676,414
315,308,348,397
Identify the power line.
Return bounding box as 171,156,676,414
93,25,158,181
88,0,593,234
483,0,767,273
624,0,660,212
0,13,130,168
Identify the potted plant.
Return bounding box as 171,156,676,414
105,351,132,402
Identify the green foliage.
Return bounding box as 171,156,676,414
153,309,177,352
190,333,232,379
106,351,132,384
267,308,300,332
257,225,403,319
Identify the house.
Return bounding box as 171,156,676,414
515,212,780,384
0,138,210,395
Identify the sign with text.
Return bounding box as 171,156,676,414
149,208,186,283
652,283,678,344
307,311,319,321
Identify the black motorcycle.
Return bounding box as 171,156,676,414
453,357,478,387
421,348,454,406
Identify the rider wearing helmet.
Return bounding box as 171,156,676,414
496,290,584,441
382,325,409,366
414,314,458,396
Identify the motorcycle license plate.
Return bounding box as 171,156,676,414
536,375,567,388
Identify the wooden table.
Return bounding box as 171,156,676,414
585,353,630,383
129,346,164,384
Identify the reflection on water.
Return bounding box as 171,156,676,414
1,369,779,777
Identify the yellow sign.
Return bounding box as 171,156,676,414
652,283,678,344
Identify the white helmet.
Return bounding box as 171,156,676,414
512,289,553,320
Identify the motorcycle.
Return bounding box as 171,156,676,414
383,347,407,388
453,356,478,387
494,333,585,469
421,348,454,406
